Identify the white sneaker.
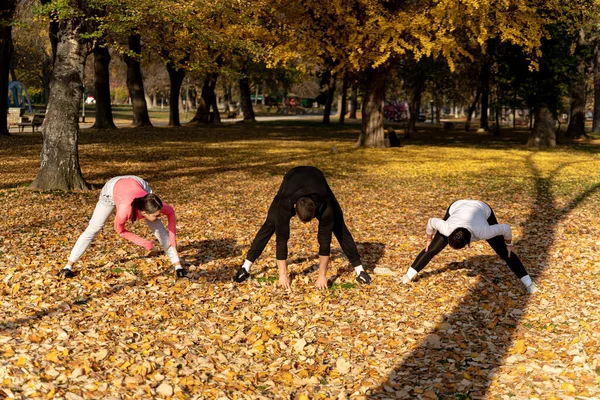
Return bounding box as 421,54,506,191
401,274,412,284
526,283,538,294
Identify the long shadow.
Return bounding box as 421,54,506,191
368,153,600,398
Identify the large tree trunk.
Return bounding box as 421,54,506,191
593,45,600,133
321,69,336,124
527,105,556,148
90,42,116,129
566,30,588,139
190,73,218,124
0,1,15,136
465,86,482,132
31,17,90,190
338,76,348,125
407,75,425,138
165,60,185,127
479,60,491,131
124,34,152,127
357,67,386,147
349,82,358,119
239,69,255,122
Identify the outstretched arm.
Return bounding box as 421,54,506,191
315,255,329,289
277,259,291,289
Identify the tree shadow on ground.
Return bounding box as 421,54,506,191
367,154,600,399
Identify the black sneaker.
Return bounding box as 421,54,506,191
176,268,187,278
57,268,75,278
233,266,250,283
356,271,371,284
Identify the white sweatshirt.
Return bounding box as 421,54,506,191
426,200,512,242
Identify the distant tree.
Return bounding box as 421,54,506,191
0,0,16,136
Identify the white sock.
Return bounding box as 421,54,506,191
354,265,364,276
175,265,183,270
406,267,418,280
64,264,72,270
242,259,252,272
521,275,533,287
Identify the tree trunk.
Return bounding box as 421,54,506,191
407,75,425,138
190,73,218,124
339,77,348,125
165,60,185,127
124,34,152,127
479,60,491,131
90,42,116,129
465,86,482,132
0,2,15,136
211,95,221,123
42,57,52,105
357,67,386,147
239,70,255,122
594,45,600,133
31,17,90,190
321,70,336,124
527,105,556,148
566,88,586,139
566,33,588,139
222,80,231,113
349,83,358,119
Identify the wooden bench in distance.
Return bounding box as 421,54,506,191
18,114,45,133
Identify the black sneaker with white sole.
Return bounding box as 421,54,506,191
176,268,187,278
233,266,250,283
356,271,371,284
57,268,75,278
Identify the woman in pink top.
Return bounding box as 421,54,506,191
58,176,186,278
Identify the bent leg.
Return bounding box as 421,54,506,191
486,210,528,278
68,201,115,264
333,216,361,267
410,232,448,273
246,198,278,262
408,204,452,273
146,219,180,264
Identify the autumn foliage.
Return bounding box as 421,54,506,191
1,124,600,398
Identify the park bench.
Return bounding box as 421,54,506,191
17,114,45,132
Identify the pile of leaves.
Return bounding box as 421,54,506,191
1,124,599,399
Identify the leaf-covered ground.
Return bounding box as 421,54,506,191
1,123,600,399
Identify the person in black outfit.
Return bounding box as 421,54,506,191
234,166,371,289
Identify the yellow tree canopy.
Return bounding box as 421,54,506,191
267,0,549,73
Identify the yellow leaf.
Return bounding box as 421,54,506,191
16,356,27,366
45,351,60,362
560,383,576,393
11,283,20,294
512,340,527,354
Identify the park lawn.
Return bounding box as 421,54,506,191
1,123,600,399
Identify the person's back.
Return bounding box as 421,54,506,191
278,166,331,208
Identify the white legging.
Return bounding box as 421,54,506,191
68,200,179,265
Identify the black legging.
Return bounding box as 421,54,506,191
246,198,362,267
410,205,528,279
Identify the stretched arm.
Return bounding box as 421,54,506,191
317,207,334,257
315,255,329,289
426,218,448,236
114,212,154,250
277,259,291,289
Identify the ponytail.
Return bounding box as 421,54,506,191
131,193,163,222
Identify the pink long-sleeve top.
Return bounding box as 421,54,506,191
112,178,176,250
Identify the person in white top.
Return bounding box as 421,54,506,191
402,200,538,293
